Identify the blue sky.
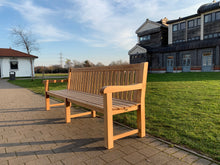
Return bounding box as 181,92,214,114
0,0,209,66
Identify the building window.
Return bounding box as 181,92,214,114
173,24,178,32
208,34,213,38
194,19,197,26
10,61,18,70
197,18,201,26
140,35,150,41
216,11,220,20
180,22,186,30
204,14,212,23
212,13,216,21
188,20,194,28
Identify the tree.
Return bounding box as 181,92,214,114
11,26,39,80
83,60,94,67
109,60,128,66
65,58,73,68
96,62,105,67
72,60,83,68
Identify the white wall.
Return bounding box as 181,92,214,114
0,59,2,78
0,57,35,78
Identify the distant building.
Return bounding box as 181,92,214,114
0,48,38,78
129,1,220,72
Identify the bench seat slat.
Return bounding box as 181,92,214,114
47,90,140,111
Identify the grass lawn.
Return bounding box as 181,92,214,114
8,72,220,161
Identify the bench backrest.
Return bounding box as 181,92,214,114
67,62,148,102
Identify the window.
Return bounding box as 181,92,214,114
216,11,220,20
195,36,200,40
197,18,201,26
194,19,197,26
204,14,211,23
212,13,216,21
214,33,218,38
188,20,194,28
140,35,150,41
180,22,186,30
10,61,18,69
173,24,178,32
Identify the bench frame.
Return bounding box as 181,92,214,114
44,62,148,149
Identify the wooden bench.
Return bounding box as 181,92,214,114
44,62,148,149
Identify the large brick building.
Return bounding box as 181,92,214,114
129,1,220,72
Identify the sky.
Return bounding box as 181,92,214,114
0,0,210,66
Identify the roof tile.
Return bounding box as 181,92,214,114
0,48,38,58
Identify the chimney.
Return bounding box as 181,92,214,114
161,17,168,26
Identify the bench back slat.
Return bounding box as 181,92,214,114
68,62,148,102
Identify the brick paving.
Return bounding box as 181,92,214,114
0,79,218,165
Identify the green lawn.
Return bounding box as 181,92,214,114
146,73,220,161
8,72,220,161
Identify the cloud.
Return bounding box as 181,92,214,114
2,0,210,50
67,0,140,49
3,0,72,42
66,0,209,50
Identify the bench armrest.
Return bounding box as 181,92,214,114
43,79,68,92
100,83,143,94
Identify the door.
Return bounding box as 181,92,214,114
182,55,191,72
167,56,174,73
202,52,212,72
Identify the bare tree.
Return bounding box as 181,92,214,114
72,60,83,68
109,60,128,66
11,26,39,80
96,62,105,67
65,58,73,68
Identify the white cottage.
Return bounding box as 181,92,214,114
0,48,38,78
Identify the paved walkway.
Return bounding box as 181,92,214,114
0,80,218,165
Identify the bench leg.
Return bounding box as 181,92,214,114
137,105,146,137
91,110,96,118
104,93,113,149
65,99,71,123
45,94,50,111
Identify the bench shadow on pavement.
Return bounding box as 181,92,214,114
0,118,65,127
0,107,44,113
0,138,105,158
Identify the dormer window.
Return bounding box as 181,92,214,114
140,35,150,41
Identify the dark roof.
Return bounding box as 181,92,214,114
0,48,38,58
167,14,199,24
197,1,220,14
140,38,220,53
137,27,161,37
167,1,220,24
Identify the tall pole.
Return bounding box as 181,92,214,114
60,52,62,68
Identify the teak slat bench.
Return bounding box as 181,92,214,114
44,62,148,149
